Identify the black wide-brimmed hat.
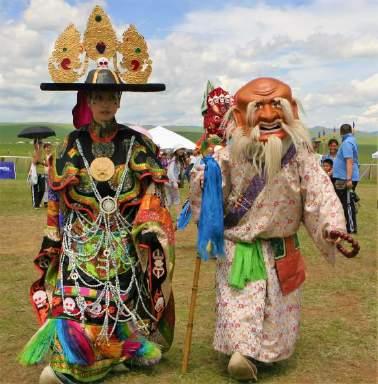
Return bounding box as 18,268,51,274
41,68,165,92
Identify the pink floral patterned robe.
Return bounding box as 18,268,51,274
190,143,346,363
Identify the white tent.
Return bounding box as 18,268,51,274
148,126,196,150
372,151,378,159
129,125,152,139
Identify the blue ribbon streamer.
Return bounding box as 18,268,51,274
177,199,192,230
197,156,225,260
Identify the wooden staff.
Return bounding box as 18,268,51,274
181,256,202,373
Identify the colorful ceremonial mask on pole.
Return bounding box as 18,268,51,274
198,81,233,153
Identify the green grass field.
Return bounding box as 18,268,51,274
0,176,376,384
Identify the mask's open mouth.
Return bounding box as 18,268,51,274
259,120,282,133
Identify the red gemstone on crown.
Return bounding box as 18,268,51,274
60,58,71,70
131,59,140,71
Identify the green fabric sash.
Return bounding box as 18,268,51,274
229,240,267,289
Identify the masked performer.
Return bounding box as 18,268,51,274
190,77,358,381
20,6,175,384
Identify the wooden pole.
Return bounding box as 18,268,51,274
182,256,202,373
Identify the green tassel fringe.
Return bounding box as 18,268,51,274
19,318,57,365
116,322,132,341
137,340,161,360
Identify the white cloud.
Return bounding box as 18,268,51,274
352,74,378,98
357,103,378,130
0,0,378,132
363,103,378,117
23,0,103,32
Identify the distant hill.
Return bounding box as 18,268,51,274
309,125,378,137
0,121,376,146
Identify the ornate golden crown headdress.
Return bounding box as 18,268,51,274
48,5,152,84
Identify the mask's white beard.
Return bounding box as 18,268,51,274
230,122,306,183
227,98,312,183
264,135,284,182
231,133,284,182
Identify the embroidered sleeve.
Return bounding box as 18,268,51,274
132,184,175,321
31,188,62,324
297,147,346,263
49,133,80,191
129,137,168,183
44,188,62,242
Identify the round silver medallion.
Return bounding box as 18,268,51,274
100,196,117,214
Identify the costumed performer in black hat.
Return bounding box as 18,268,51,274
19,6,175,384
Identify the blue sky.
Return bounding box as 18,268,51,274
1,0,314,37
0,0,377,132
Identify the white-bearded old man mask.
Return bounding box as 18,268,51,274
224,77,312,182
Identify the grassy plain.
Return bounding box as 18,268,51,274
0,177,376,384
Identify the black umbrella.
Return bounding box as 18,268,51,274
17,126,56,140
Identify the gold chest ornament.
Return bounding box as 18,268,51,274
89,157,115,181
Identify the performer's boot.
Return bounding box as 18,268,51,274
111,363,130,373
227,352,258,381
39,366,79,384
39,366,63,384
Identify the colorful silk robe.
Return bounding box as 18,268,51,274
190,143,346,363
26,124,175,381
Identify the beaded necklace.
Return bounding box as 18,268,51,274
59,135,156,342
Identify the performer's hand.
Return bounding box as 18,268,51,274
194,164,205,171
346,180,353,189
199,174,204,189
325,230,360,258
154,297,164,312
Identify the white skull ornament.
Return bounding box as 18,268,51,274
63,297,76,313
97,57,109,69
89,302,103,318
32,290,48,308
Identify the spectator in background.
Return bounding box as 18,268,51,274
42,142,53,208
159,150,169,170
31,139,46,208
311,138,322,164
321,138,339,163
185,148,200,182
322,158,334,180
165,146,186,217
333,123,360,233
